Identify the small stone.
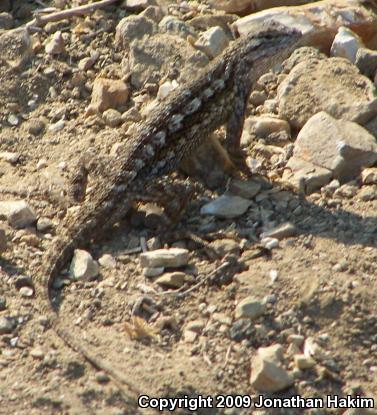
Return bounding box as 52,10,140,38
36,217,54,233
98,254,116,269
7,114,19,126
249,90,267,106
143,266,164,278
250,354,294,392
261,237,279,250
287,334,305,347
0,316,16,334
200,195,252,219
70,249,99,280
183,329,198,342
257,344,284,364
0,200,37,228
355,47,377,77
185,320,205,334
235,297,266,320
26,118,45,135
361,168,377,185
140,248,189,268
194,26,229,59
261,222,297,240
95,372,110,383
210,239,240,257
36,158,48,170
157,80,177,100
30,347,44,359
358,185,377,201
48,119,65,132
122,0,158,12
0,152,20,164
45,31,65,54
155,271,186,288
330,26,363,63
252,115,290,138
87,78,129,115
102,108,122,127
228,178,261,199
19,286,34,297
294,354,316,370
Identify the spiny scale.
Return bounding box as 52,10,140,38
35,25,302,398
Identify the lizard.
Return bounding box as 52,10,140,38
33,23,303,399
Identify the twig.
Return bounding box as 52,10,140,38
25,0,118,29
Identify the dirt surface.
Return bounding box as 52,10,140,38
0,1,376,415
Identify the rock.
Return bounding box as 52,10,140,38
278,58,377,129
143,266,164,278
45,31,65,54
235,297,266,320
210,239,240,257
183,329,198,343
257,344,284,364
361,168,377,185
0,316,16,334
0,152,20,164
294,354,316,370
330,26,363,63
0,28,33,69
115,15,156,46
98,254,116,269
250,354,294,392
140,248,189,268
287,334,305,347
250,115,290,138
36,217,54,232
194,26,229,59
102,108,122,127
159,16,197,40
140,6,164,23
200,195,253,219
157,80,178,100
19,286,34,297
122,0,157,12
249,90,267,106
293,112,377,183
155,271,186,288
208,0,252,14
70,249,99,280
0,12,13,29
261,222,298,240
228,178,261,199
0,200,37,228
358,186,377,201
355,47,377,78
185,320,205,333
283,157,332,194
128,34,208,89
261,237,279,250
87,78,129,114
26,118,45,135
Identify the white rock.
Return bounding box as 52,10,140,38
294,354,316,370
0,152,20,164
194,26,229,59
235,297,266,320
0,200,36,228
361,168,377,185
70,249,99,280
45,31,65,54
157,80,178,100
140,248,189,268
200,195,252,219
143,266,164,278
250,354,294,392
293,112,377,183
330,26,364,63
98,254,116,269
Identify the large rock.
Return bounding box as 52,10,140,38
0,200,37,228
292,112,377,182
278,57,377,129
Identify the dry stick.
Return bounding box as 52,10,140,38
25,0,118,29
